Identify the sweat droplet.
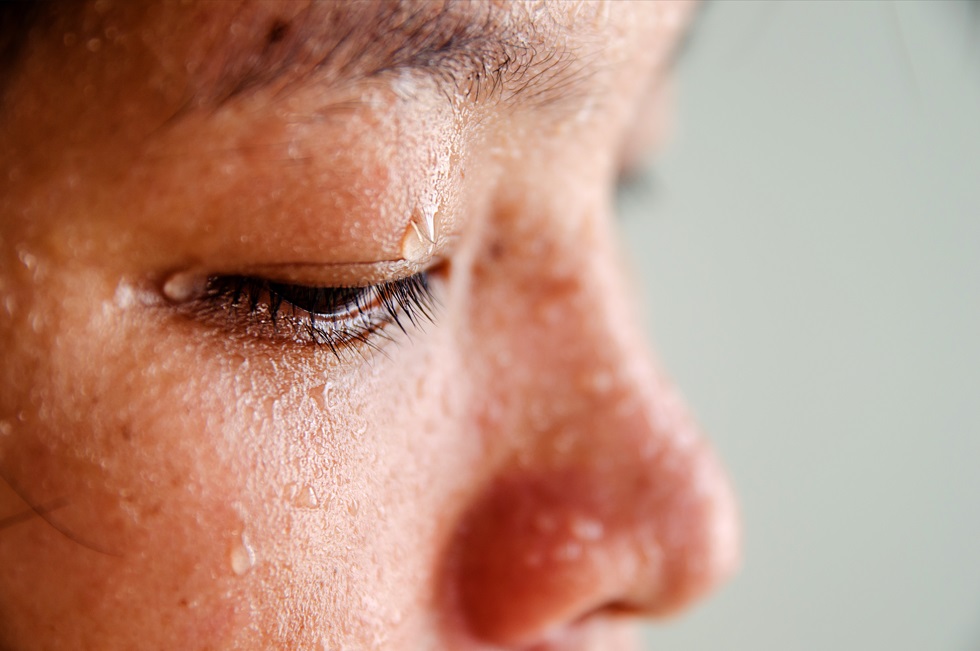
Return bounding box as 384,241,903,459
418,207,436,242
308,384,326,410
293,484,319,509
571,515,604,542
399,206,443,262
400,219,431,262
229,533,255,576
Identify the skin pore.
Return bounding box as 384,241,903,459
0,2,738,650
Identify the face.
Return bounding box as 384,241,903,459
0,1,737,649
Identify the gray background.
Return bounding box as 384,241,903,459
620,2,980,650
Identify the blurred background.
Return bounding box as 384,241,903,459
618,2,980,650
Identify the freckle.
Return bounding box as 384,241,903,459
487,241,504,260
86,37,102,52
266,19,289,44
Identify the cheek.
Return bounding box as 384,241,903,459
0,283,477,651
0,377,247,649
0,293,276,648
217,333,479,648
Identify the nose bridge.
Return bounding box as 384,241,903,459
472,198,663,456
448,196,739,645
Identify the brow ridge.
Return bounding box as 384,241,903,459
197,1,582,111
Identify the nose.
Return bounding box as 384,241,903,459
444,195,739,647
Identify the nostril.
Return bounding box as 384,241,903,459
566,600,640,629
590,600,636,617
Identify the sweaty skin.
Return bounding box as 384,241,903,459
0,2,737,650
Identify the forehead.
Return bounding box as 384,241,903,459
2,0,692,196
4,1,690,145
28,1,635,110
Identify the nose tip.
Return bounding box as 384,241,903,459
446,391,740,647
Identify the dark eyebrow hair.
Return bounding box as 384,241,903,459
192,1,585,110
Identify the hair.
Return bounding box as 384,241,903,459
0,1,48,95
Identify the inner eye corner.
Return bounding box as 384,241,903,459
160,271,211,304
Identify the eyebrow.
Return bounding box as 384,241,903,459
192,1,586,111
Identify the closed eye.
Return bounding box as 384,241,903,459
195,272,436,357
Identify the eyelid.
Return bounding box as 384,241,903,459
194,272,437,352
232,257,438,288
159,247,451,305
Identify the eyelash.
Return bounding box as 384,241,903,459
198,272,436,356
